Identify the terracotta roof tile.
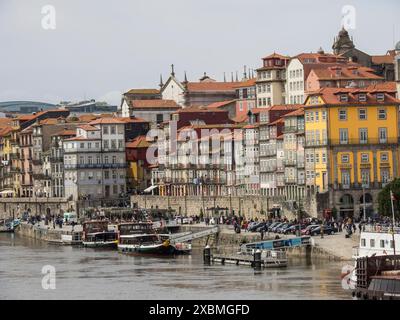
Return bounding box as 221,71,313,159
185,82,237,92
129,99,181,109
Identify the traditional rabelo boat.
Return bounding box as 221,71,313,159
352,255,400,300
82,220,118,248
117,221,191,255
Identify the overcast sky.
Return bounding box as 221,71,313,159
0,0,399,105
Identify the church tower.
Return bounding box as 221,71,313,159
395,41,400,99
332,26,355,55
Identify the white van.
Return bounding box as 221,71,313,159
63,212,78,224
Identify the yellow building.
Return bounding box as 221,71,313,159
304,87,400,218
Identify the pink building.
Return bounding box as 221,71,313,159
234,78,257,121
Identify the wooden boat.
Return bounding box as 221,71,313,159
117,221,191,255
82,220,118,248
352,255,400,300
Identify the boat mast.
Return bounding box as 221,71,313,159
390,190,396,257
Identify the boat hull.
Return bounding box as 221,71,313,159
118,243,190,255
82,241,118,249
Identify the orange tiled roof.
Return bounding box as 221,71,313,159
174,106,226,113
0,117,12,126
263,52,290,60
185,82,237,92
283,108,304,117
119,117,149,123
53,129,76,137
310,66,383,80
205,100,236,109
89,117,126,125
78,124,99,131
126,135,150,149
307,87,400,105
0,126,13,137
125,88,160,95
371,51,395,65
232,78,257,88
129,99,181,109
366,81,397,91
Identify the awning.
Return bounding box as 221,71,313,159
144,185,158,193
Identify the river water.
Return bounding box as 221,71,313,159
0,233,349,300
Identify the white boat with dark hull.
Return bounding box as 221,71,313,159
346,225,400,289
117,221,191,255
82,220,118,248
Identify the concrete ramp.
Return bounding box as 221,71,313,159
170,226,219,244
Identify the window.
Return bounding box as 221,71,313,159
322,111,327,120
361,153,369,163
104,170,109,179
110,126,116,134
103,126,109,134
339,128,348,144
380,152,389,162
378,128,387,143
361,238,366,247
341,154,349,163
339,94,348,102
358,109,367,120
358,94,367,102
370,239,375,248
156,114,163,124
104,140,109,149
310,112,314,122
315,111,319,122
341,170,350,186
361,169,370,186
376,93,385,102
359,128,368,144
80,143,85,149
378,108,387,120
380,240,385,248
381,169,390,184
339,109,347,120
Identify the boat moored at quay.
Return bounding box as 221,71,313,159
117,221,191,255
82,220,118,248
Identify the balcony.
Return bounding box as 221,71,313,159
50,157,64,163
285,177,297,184
283,126,298,133
33,173,50,180
305,140,327,147
297,162,305,168
284,159,297,166
329,137,399,146
64,163,127,170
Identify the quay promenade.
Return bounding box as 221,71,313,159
13,220,359,261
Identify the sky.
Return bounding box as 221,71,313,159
0,0,399,106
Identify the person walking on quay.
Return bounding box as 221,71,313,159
358,222,363,234
260,228,265,241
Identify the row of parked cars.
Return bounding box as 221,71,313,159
246,221,337,236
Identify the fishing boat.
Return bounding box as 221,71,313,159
82,220,118,248
117,221,191,255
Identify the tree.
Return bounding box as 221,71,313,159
378,178,400,217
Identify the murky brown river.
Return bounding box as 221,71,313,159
0,233,349,300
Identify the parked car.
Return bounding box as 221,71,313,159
309,225,336,236
267,222,280,231
271,222,286,233
301,224,320,235
255,222,268,232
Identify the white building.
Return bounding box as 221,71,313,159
63,118,127,201
286,51,349,104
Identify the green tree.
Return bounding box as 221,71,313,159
378,178,400,217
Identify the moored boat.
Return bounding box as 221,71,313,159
82,220,118,248
117,221,191,255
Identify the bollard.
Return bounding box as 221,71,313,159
203,245,211,265
253,249,262,270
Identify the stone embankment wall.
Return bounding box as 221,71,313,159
15,223,63,243
131,195,299,220
0,198,72,220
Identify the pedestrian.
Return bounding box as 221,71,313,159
353,223,356,234
358,222,362,233
260,229,264,241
